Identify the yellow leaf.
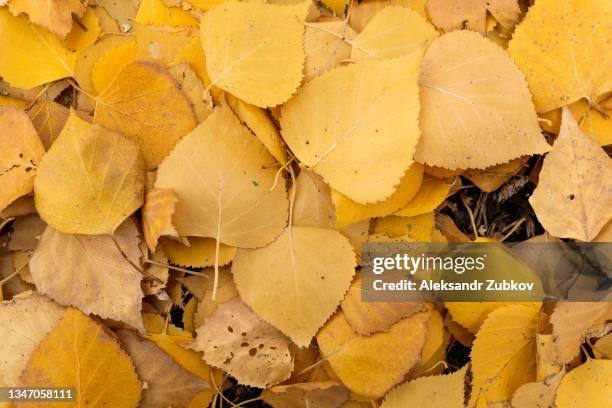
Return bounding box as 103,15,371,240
262,382,349,408
134,24,198,64
233,226,356,347
135,0,198,26
426,0,520,34
373,213,434,242
29,221,145,332
332,163,424,229
291,170,336,229
178,267,238,321
65,7,101,52
420,309,450,374
593,333,612,359
224,93,286,164
470,304,539,406
95,0,140,29
555,359,612,408
91,39,138,94
27,98,71,149
567,98,612,146
509,0,612,113
155,106,288,246
463,158,524,193
415,30,551,170
192,298,293,388
529,108,612,241
162,238,236,268
281,54,422,204
446,301,540,334
34,112,145,234
0,107,45,212
381,366,466,408
143,188,179,251
174,36,223,101
94,61,198,169
320,0,348,16
394,174,450,218
169,63,213,123
0,95,27,108
536,334,562,381
117,330,209,407
18,308,141,408
201,0,309,107
8,0,86,37
0,9,75,89
303,20,355,82
0,292,64,386
350,6,437,61
511,370,564,408
340,274,427,335
317,310,430,398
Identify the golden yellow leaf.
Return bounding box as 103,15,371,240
95,61,198,169
192,298,294,388
320,0,348,15
550,302,611,364
0,292,64,386
224,93,286,164
332,163,424,229
291,170,336,228
201,0,309,107
529,108,612,241
445,301,539,334
470,304,539,406
135,0,198,26
381,366,466,408
351,6,437,61
29,221,145,332
463,158,524,193
0,107,45,212
155,106,288,246
281,54,422,204
233,226,356,347
508,0,612,113
0,9,75,89
394,174,450,218
8,0,85,37
117,330,209,408
179,268,238,323
426,0,520,34
420,309,450,374
19,308,141,408
415,30,551,170
303,20,355,82
566,99,612,146
162,238,236,268
0,95,27,108
174,36,224,102
143,188,179,251
169,63,213,123
34,112,145,235
372,213,434,242
91,39,137,94
262,382,350,408
65,7,101,52
511,370,564,408
555,359,612,408
135,24,198,64
340,274,427,335
317,310,430,398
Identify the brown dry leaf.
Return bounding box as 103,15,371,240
0,107,45,212
155,106,288,247
29,221,145,332
511,370,564,408
18,308,142,407
8,214,45,251
34,112,145,235
593,333,612,359
281,54,422,204
303,20,355,82
117,330,209,408
191,298,293,388
261,382,350,408
201,0,309,107
162,237,236,268
380,366,466,408
233,226,356,347
94,61,197,169
291,170,336,229
350,5,437,61
143,188,179,251
340,274,427,336
426,0,520,34
550,302,611,365
530,108,612,241
179,267,238,325
0,292,64,386
415,30,551,170
317,310,431,398
8,0,86,37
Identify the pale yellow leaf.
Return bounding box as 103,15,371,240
593,333,612,359
262,382,349,408
372,213,434,242
135,24,198,64
291,170,336,229
463,158,524,193
169,63,213,123
511,370,564,408
303,20,355,82
143,188,179,251
426,0,520,34
536,334,562,381
233,226,356,347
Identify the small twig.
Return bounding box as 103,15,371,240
500,218,526,242
460,192,478,238
0,262,28,286
143,259,211,277
586,97,610,119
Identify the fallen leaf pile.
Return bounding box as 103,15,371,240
0,0,611,407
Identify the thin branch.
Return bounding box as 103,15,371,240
460,192,479,238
